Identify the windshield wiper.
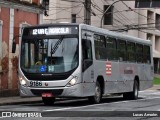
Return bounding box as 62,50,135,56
51,38,63,54
50,36,64,63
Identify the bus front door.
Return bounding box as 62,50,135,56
82,39,94,96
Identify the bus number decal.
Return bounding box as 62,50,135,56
30,81,42,87
106,62,112,76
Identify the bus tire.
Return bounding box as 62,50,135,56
42,97,55,105
131,80,139,100
88,81,102,104
123,80,139,100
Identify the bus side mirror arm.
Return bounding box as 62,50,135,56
12,41,16,53
12,35,21,53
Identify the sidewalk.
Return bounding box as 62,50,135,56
147,85,160,90
154,74,160,78
0,97,42,106
0,85,159,106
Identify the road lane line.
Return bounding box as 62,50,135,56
43,97,160,112
44,107,77,111
140,90,159,93
152,92,160,95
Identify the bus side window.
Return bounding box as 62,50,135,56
106,37,117,60
82,39,92,60
143,45,151,64
136,44,143,63
127,42,136,62
94,34,106,60
82,39,93,71
117,40,127,61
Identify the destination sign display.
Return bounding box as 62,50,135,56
32,27,70,35
22,26,79,36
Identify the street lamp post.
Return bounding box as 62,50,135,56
100,0,120,28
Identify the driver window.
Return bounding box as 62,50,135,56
82,40,92,61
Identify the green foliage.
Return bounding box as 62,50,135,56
154,77,160,85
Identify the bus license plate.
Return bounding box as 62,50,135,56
42,93,53,97
30,81,42,87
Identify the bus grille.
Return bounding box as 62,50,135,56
31,89,63,96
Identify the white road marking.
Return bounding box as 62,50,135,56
139,96,146,98
0,115,3,118
140,90,160,95
43,96,160,112
152,92,160,95
140,90,158,92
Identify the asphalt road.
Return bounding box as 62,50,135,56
0,89,160,120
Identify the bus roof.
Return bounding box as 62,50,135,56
79,24,151,46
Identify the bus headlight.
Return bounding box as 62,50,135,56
67,76,78,87
19,76,26,86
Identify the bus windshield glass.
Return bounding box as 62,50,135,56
21,36,79,74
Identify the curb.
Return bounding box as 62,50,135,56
0,100,42,106
0,97,71,106
0,97,42,106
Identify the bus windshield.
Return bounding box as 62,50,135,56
21,36,79,74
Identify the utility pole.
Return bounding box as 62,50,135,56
84,0,91,25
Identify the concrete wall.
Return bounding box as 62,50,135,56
43,0,160,73
44,0,73,23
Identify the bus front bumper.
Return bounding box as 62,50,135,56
20,84,83,97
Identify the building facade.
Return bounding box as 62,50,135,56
0,0,43,96
44,0,160,74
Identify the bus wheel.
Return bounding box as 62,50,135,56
131,80,139,100
42,97,55,105
123,80,139,100
88,81,102,104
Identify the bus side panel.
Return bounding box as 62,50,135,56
138,64,153,91
139,45,154,91
118,62,135,93
94,61,133,94
104,61,124,94
82,64,95,97
94,61,111,93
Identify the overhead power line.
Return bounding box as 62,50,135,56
47,4,82,16
103,0,135,26
111,22,160,32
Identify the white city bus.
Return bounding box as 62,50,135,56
14,23,154,105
